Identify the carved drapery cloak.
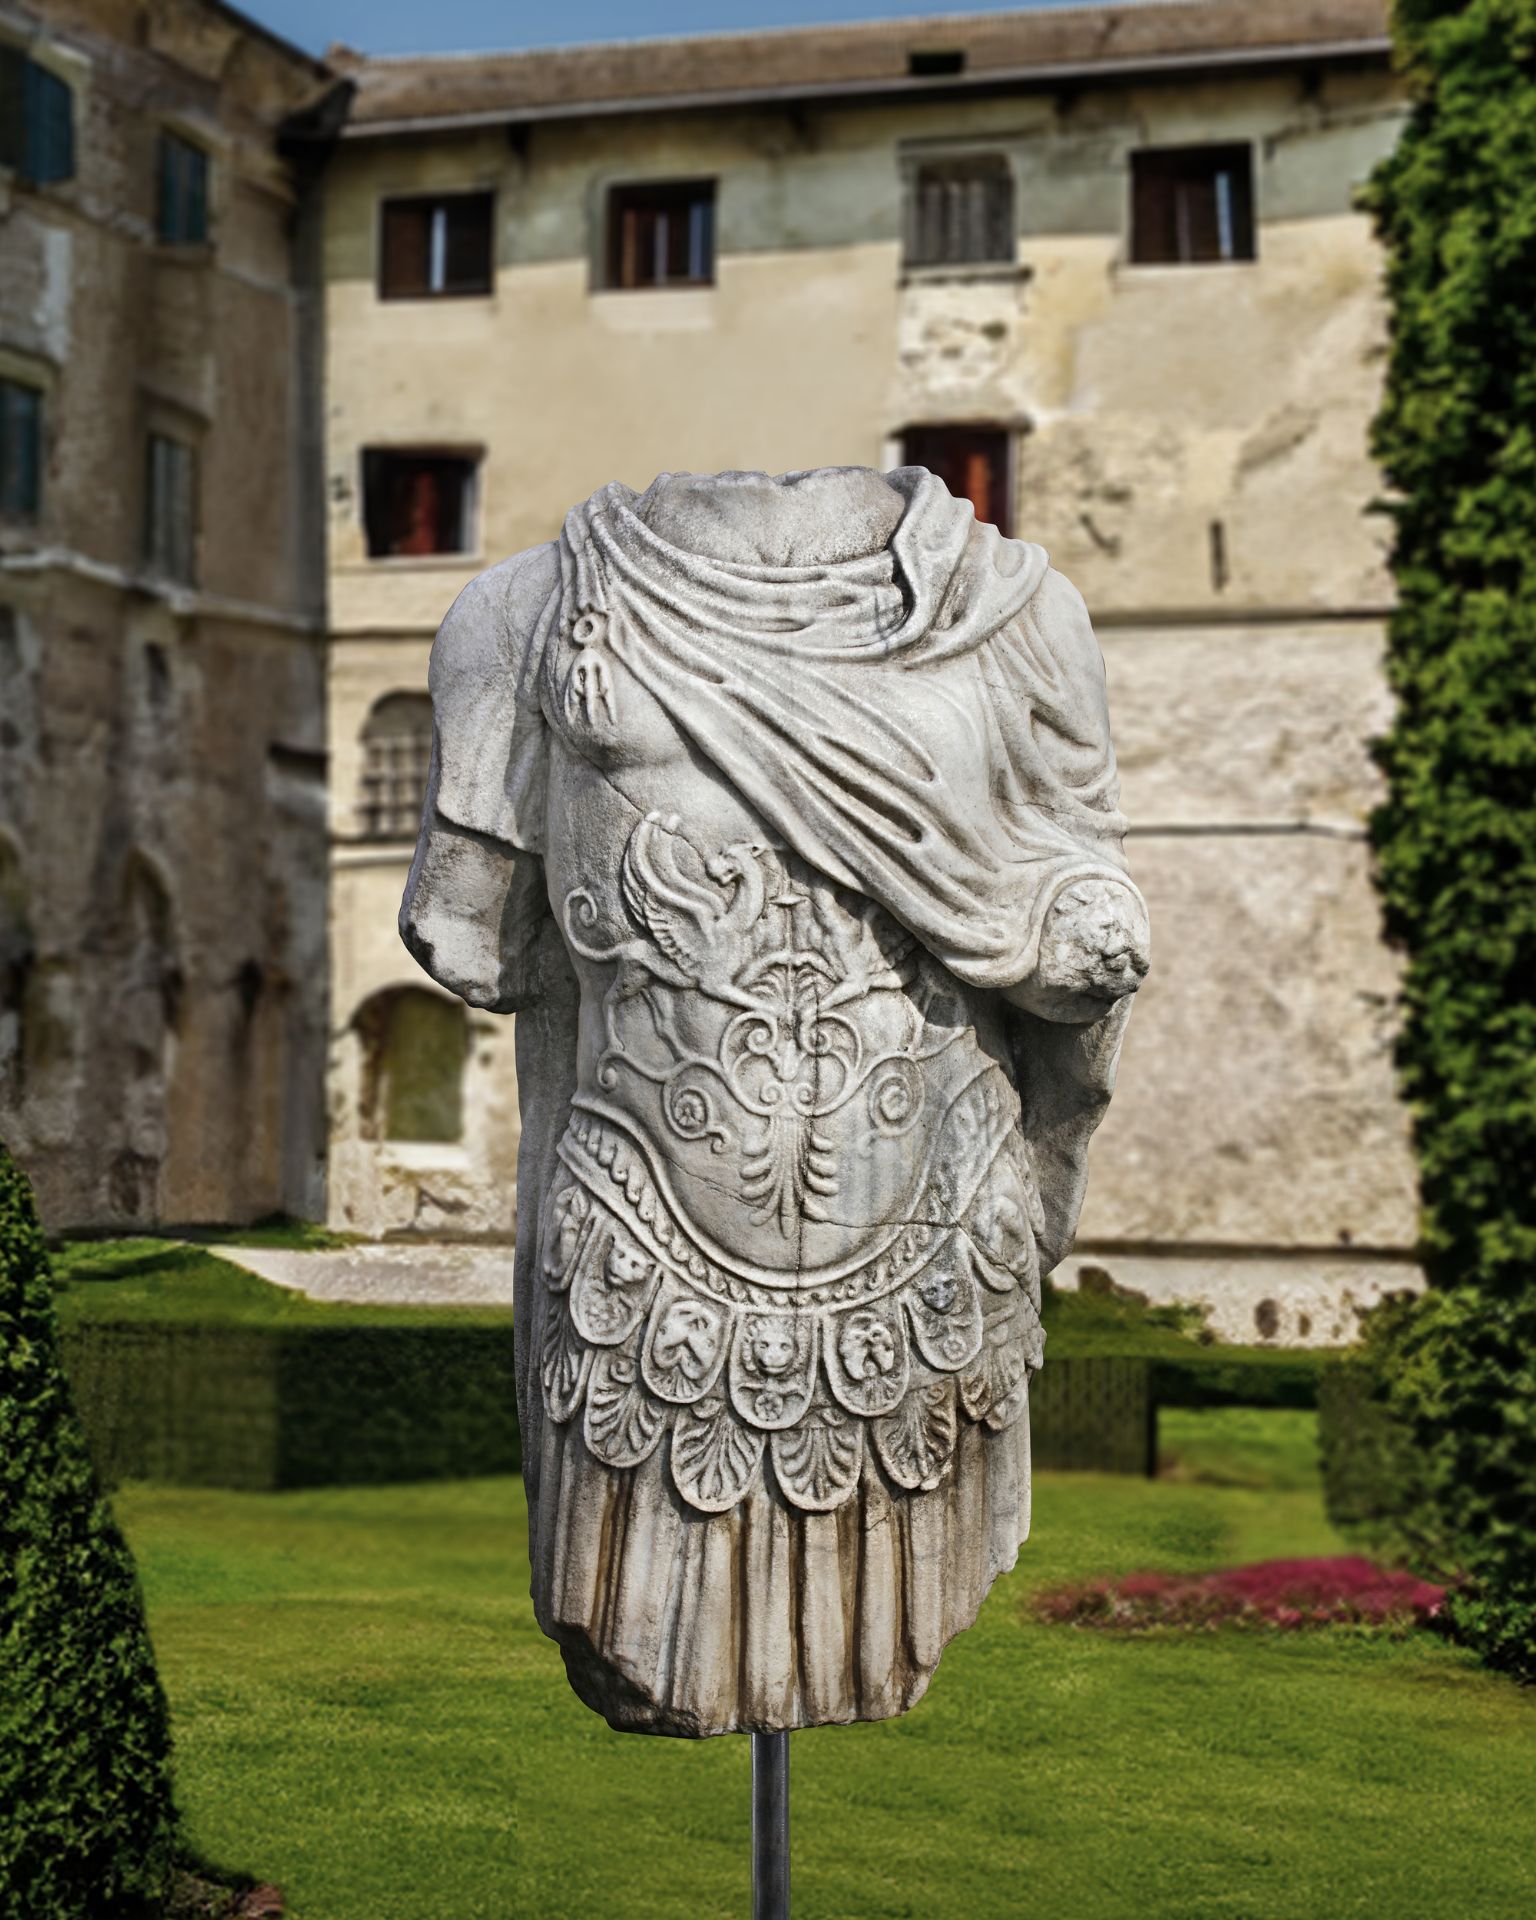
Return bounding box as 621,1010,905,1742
410,471,1141,1735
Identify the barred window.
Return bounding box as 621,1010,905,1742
157,132,210,245
144,433,197,583
358,693,432,841
905,156,1014,270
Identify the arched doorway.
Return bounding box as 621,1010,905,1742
0,833,33,1107
354,985,468,1145
110,852,181,1221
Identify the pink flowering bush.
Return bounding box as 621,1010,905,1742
1035,1557,1445,1634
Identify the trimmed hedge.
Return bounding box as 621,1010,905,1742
61,1320,520,1491
1153,1349,1324,1412
60,1316,1151,1485
53,1243,1344,1491
1318,1336,1425,1541
1041,1278,1329,1411
50,1241,1328,1493
1333,0,1536,1678
1031,1357,1156,1476
0,1145,178,1918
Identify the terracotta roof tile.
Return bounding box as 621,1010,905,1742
342,0,1391,133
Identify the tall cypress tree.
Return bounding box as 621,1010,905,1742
0,1143,178,1914
1363,0,1536,1674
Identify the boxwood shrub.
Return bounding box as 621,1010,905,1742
0,1145,178,1917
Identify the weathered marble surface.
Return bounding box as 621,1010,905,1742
400,467,1146,1735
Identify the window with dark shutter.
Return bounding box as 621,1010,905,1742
0,379,43,519
905,155,1014,270
361,449,479,558
378,193,494,299
901,425,1012,535
157,132,209,245
606,180,716,290
0,48,20,173
1130,145,1255,265
0,48,75,185
144,434,197,583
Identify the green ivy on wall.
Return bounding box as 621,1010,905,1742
1353,0,1536,1677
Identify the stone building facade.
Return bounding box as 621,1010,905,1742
0,0,1425,1342
316,0,1423,1341
0,0,337,1228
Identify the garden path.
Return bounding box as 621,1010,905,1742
211,1241,515,1306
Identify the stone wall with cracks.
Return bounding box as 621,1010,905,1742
0,0,334,1229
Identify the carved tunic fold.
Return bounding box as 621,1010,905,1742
401,467,1148,1737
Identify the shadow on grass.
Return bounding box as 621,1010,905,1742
58,1244,210,1287
166,1849,283,1918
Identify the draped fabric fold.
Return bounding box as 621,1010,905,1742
549,469,1130,992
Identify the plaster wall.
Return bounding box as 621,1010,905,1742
323,66,1402,612
321,54,1422,1334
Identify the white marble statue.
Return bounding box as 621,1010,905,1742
400,467,1148,1736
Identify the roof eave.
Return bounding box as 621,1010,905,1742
204,0,334,81
340,34,1395,141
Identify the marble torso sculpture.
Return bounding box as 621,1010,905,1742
401,468,1148,1737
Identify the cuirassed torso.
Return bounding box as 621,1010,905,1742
534,634,1044,1514
400,467,1147,1736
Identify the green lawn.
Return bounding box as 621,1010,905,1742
51,1239,511,1330
1158,1405,1325,1491
117,1412,1536,1920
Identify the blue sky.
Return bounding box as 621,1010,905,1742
242,0,1092,61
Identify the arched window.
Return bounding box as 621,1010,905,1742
358,693,432,840
355,986,467,1144
1,834,78,1119
106,853,180,1221
120,853,181,1056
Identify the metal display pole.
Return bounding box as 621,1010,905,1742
751,1730,790,1920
